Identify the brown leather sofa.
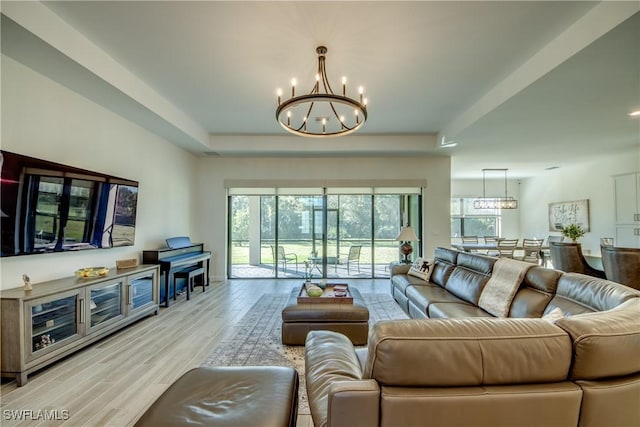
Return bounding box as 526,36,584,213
304,247,640,427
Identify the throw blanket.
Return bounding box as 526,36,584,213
478,258,534,317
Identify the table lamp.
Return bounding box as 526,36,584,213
396,226,419,263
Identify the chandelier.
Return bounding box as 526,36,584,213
473,168,518,209
275,46,368,137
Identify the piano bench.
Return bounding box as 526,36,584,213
173,266,206,301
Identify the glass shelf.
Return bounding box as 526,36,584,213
31,295,77,353
131,276,154,310
90,282,122,327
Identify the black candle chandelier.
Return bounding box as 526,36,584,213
275,46,368,137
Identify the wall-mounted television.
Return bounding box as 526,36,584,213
1,150,138,257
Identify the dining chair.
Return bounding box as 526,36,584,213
520,238,544,264
496,238,518,258
549,242,606,279
601,245,640,290
483,236,500,256
461,236,479,252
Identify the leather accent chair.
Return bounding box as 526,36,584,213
601,245,640,290
550,242,606,279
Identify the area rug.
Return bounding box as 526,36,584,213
202,291,408,415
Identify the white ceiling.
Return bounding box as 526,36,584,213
2,1,639,179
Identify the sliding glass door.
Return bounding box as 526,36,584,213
228,187,421,279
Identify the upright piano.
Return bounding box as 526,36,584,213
143,237,211,307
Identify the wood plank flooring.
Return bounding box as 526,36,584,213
0,279,390,426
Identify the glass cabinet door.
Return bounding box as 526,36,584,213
87,280,125,332
27,290,82,361
128,270,157,314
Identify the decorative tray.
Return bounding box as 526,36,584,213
75,267,110,279
297,283,353,304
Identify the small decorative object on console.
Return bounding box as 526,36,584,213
22,274,32,291
75,267,109,278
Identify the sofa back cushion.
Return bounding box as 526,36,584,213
444,253,495,304
547,273,640,315
364,318,571,386
430,247,458,287
509,267,562,318
555,298,640,380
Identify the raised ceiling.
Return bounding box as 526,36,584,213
2,1,639,179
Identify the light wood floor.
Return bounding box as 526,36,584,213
0,279,390,426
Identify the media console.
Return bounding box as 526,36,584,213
0,265,159,386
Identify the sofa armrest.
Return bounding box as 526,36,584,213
305,331,365,427
391,263,411,276
327,380,380,427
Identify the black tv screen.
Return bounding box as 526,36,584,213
0,150,138,257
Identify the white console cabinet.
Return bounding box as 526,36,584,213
1,265,159,386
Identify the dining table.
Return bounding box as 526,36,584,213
451,242,549,253
451,242,550,264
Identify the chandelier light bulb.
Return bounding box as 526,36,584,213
276,88,282,105
291,78,296,97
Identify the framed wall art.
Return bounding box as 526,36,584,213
548,199,590,232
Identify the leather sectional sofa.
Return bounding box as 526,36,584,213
304,247,640,427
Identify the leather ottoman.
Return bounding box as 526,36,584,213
134,366,299,427
282,286,370,345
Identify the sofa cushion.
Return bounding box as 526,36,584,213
364,318,571,386
405,284,465,315
391,273,427,296
509,288,554,318
305,331,363,427
555,299,640,380
428,302,493,319
407,257,434,282
434,246,459,264
548,273,640,315
445,267,490,305
525,267,562,293
430,262,455,287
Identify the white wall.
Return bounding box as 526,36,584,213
0,55,197,289
519,149,640,254
196,156,452,280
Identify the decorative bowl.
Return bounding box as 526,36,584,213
75,267,109,278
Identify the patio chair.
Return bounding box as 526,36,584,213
271,245,298,273
335,245,362,274
519,238,544,264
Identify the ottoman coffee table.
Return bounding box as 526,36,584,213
281,284,369,345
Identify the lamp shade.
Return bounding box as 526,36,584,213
396,226,418,242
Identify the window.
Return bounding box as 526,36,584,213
451,198,500,238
